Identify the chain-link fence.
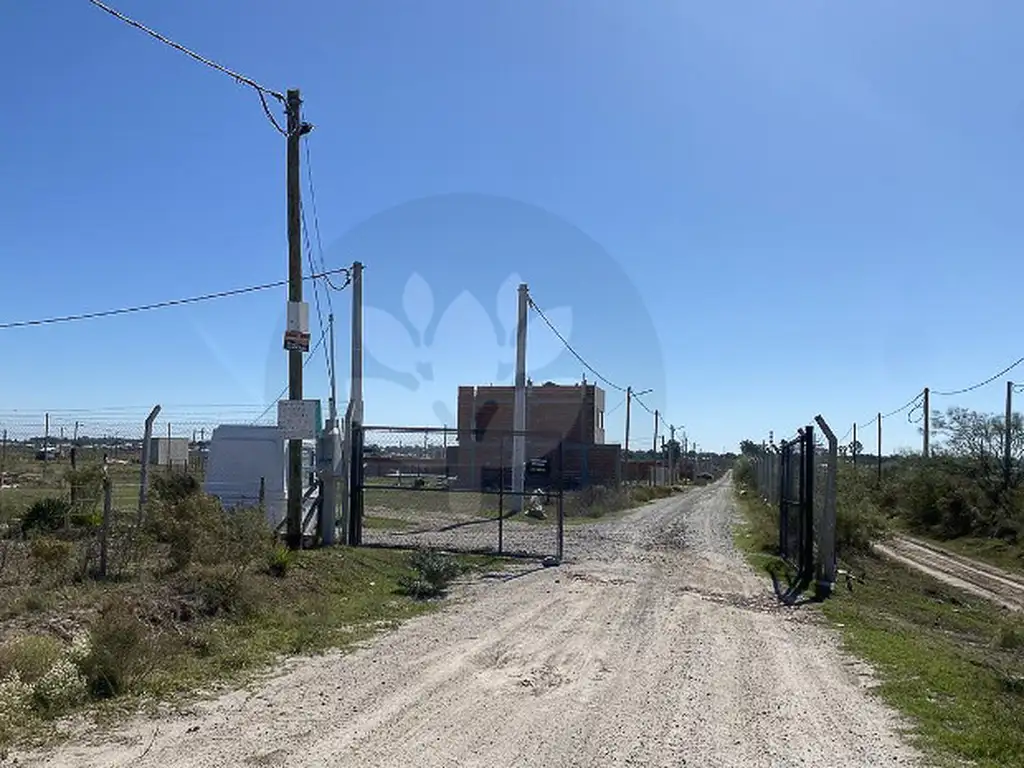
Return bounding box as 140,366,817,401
355,425,565,559
0,405,282,524
742,417,838,598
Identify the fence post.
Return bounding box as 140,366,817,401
814,415,838,598
99,470,112,579
137,405,162,524
557,439,565,562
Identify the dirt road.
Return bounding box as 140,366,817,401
17,481,921,767
876,535,1024,612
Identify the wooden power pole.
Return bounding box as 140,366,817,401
286,89,312,550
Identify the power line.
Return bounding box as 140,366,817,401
932,356,1024,397
0,267,350,330
86,0,287,134
526,297,627,393
253,328,328,424
303,141,346,293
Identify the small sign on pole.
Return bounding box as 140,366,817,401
277,399,320,441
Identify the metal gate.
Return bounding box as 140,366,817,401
349,425,564,560
778,425,814,580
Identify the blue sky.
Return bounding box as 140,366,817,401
1,1,1023,453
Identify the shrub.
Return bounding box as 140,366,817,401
78,599,169,699
0,635,64,685
149,472,201,505
835,497,889,556
398,550,461,599
27,536,75,585
266,545,293,578
147,495,272,573
0,634,87,718
733,457,756,488
175,565,259,619
21,498,71,538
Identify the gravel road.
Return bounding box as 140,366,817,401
16,480,922,768
876,535,1024,612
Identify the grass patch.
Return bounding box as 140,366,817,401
731,487,787,575
822,555,1024,767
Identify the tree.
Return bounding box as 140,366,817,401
849,439,863,457
931,406,1024,488
739,440,762,457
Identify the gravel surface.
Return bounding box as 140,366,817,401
876,535,1024,612
14,480,923,768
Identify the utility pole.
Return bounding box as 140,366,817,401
285,88,313,551
623,386,632,481
511,283,529,511
1005,381,1014,491
652,410,659,454
852,422,858,468
669,424,676,483
876,412,883,483
922,387,930,458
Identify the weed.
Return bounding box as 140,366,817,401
266,545,293,578
398,549,462,599
27,537,75,585
78,599,172,699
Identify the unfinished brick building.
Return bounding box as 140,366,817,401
451,381,622,489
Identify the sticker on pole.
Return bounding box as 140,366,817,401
277,399,320,440
283,301,310,351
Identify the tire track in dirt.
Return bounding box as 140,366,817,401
875,535,1024,612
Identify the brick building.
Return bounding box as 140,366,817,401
452,381,621,488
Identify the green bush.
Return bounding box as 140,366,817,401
266,545,293,578
27,537,76,585
77,599,169,699
150,472,201,505
398,550,461,599
0,636,63,686
835,497,889,556
175,565,259,619
733,457,756,488
20,498,71,538
147,494,272,573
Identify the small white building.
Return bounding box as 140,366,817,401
149,437,189,469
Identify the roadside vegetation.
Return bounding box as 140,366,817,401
0,471,491,753
733,403,1024,767
563,482,683,521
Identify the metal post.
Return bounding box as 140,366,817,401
511,284,529,511
669,425,676,484
922,387,930,458
138,405,162,523
1005,381,1014,491
623,386,632,482
814,415,837,598
43,413,49,465
99,470,112,579
852,422,858,468
876,412,883,483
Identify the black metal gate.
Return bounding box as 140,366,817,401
778,426,814,580
349,425,564,560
